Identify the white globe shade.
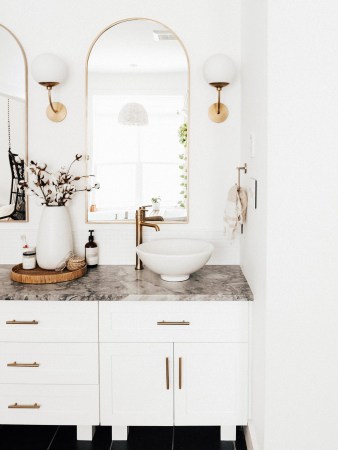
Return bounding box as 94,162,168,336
203,54,236,84
31,53,68,83
118,103,149,126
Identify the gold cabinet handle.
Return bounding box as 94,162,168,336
157,321,190,326
8,403,40,409
179,357,182,389
6,320,39,325
166,357,170,390
7,361,40,368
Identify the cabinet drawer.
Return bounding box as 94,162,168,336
99,302,248,343
0,301,98,342
0,384,99,425
0,343,98,385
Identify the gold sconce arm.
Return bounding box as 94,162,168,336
38,81,67,123
217,87,221,114
47,86,57,113
208,82,229,122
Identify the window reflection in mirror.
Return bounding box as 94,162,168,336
87,19,189,223
0,25,27,222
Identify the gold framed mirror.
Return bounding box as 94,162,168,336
0,24,28,222
86,18,189,223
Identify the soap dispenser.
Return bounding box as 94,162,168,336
85,230,98,268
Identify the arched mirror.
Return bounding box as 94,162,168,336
86,18,189,223
0,25,27,222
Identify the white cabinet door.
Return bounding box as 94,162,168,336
100,343,173,426
174,343,248,426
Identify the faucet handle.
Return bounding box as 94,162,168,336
138,205,152,210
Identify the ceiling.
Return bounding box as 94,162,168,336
88,19,188,74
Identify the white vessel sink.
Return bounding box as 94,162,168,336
136,239,214,282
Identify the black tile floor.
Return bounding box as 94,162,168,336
0,425,247,450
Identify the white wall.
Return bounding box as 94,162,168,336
0,0,241,264
242,1,338,449
264,1,338,449
240,1,267,448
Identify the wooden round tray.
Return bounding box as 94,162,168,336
11,263,87,284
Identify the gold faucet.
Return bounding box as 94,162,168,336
135,205,164,270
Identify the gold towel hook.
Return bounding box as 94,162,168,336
236,163,247,192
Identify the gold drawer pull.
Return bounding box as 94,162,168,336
7,361,40,368
6,320,39,325
157,321,190,326
166,357,170,390
8,403,40,409
179,357,183,389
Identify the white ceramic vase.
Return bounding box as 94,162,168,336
36,206,73,270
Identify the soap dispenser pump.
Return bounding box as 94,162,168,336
85,230,98,268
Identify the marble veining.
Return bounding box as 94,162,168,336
0,265,253,301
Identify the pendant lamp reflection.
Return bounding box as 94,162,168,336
118,102,149,126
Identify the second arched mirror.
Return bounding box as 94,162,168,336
86,18,189,223
0,25,27,222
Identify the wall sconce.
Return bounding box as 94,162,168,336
203,54,236,123
32,54,68,122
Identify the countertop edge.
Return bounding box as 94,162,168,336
0,265,254,302
0,295,253,301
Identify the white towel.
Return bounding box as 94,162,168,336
224,185,248,239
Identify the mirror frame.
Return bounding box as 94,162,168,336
0,24,28,223
85,18,190,224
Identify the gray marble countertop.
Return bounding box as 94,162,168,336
0,265,253,301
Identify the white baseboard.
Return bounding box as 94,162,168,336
244,421,260,450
